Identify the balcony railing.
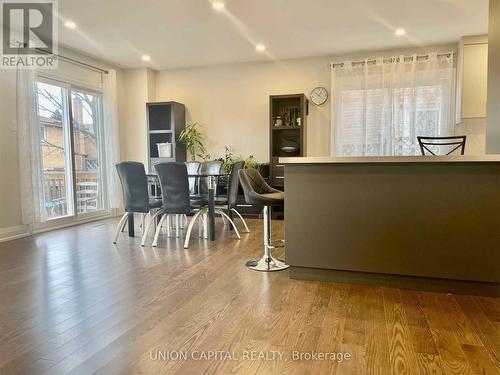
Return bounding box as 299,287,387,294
43,170,100,219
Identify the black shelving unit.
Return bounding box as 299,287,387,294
146,101,186,173
269,94,308,187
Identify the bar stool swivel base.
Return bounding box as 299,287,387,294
246,206,289,272
246,255,289,271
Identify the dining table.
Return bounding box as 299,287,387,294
188,173,227,241
127,172,228,242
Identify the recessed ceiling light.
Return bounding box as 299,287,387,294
395,28,407,36
255,44,266,52
142,55,151,62
64,20,77,29
212,2,225,10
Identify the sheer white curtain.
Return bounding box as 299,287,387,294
102,69,122,210
331,53,455,156
16,68,45,224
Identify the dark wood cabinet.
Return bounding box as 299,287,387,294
146,101,186,173
269,94,308,187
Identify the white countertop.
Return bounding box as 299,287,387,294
279,155,500,164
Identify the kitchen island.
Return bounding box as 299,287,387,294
280,156,500,296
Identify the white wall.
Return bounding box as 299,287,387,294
120,68,157,166
0,70,22,229
157,56,330,161
155,44,467,162
455,119,486,155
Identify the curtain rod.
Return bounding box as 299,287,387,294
35,48,109,74
330,52,455,68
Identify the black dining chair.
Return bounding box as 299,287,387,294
198,160,223,197
239,168,288,272
150,162,207,248
114,161,162,244
417,136,466,155
215,161,249,233
185,161,201,195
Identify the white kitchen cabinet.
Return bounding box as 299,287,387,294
456,36,488,122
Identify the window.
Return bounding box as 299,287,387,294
332,55,455,156
36,79,105,220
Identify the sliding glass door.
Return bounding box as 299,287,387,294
36,79,105,221
36,81,74,219
71,89,104,214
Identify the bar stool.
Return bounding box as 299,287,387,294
238,169,289,272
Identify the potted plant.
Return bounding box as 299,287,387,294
217,147,241,174
243,155,269,178
178,123,206,160
244,155,259,169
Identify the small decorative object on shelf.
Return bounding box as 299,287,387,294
281,146,298,153
157,142,172,158
275,116,283,127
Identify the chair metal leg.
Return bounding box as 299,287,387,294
141,210,163,247
141,213,146,231
215,209,240,239
166,214,171,237
198,212,203,238
175,215,180,238
246,206,289,272
221,213,227,225
184,209,206,249
230,208,250,233
120,213,131,232
152,210,157,232
121,212,131,232
113,213,129,244
152,214,168,247
203,212,208,239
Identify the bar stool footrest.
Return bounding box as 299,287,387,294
270,239,285,248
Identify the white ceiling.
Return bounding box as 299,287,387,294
58,0,489,70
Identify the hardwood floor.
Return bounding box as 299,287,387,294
0,217,498,374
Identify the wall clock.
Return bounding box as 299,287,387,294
310,87,328,106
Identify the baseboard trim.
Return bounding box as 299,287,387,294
0,225,30,243
289,266,500,297
0,211,120,244
31,212,113,234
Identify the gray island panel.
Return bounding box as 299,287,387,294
281,157,500,296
